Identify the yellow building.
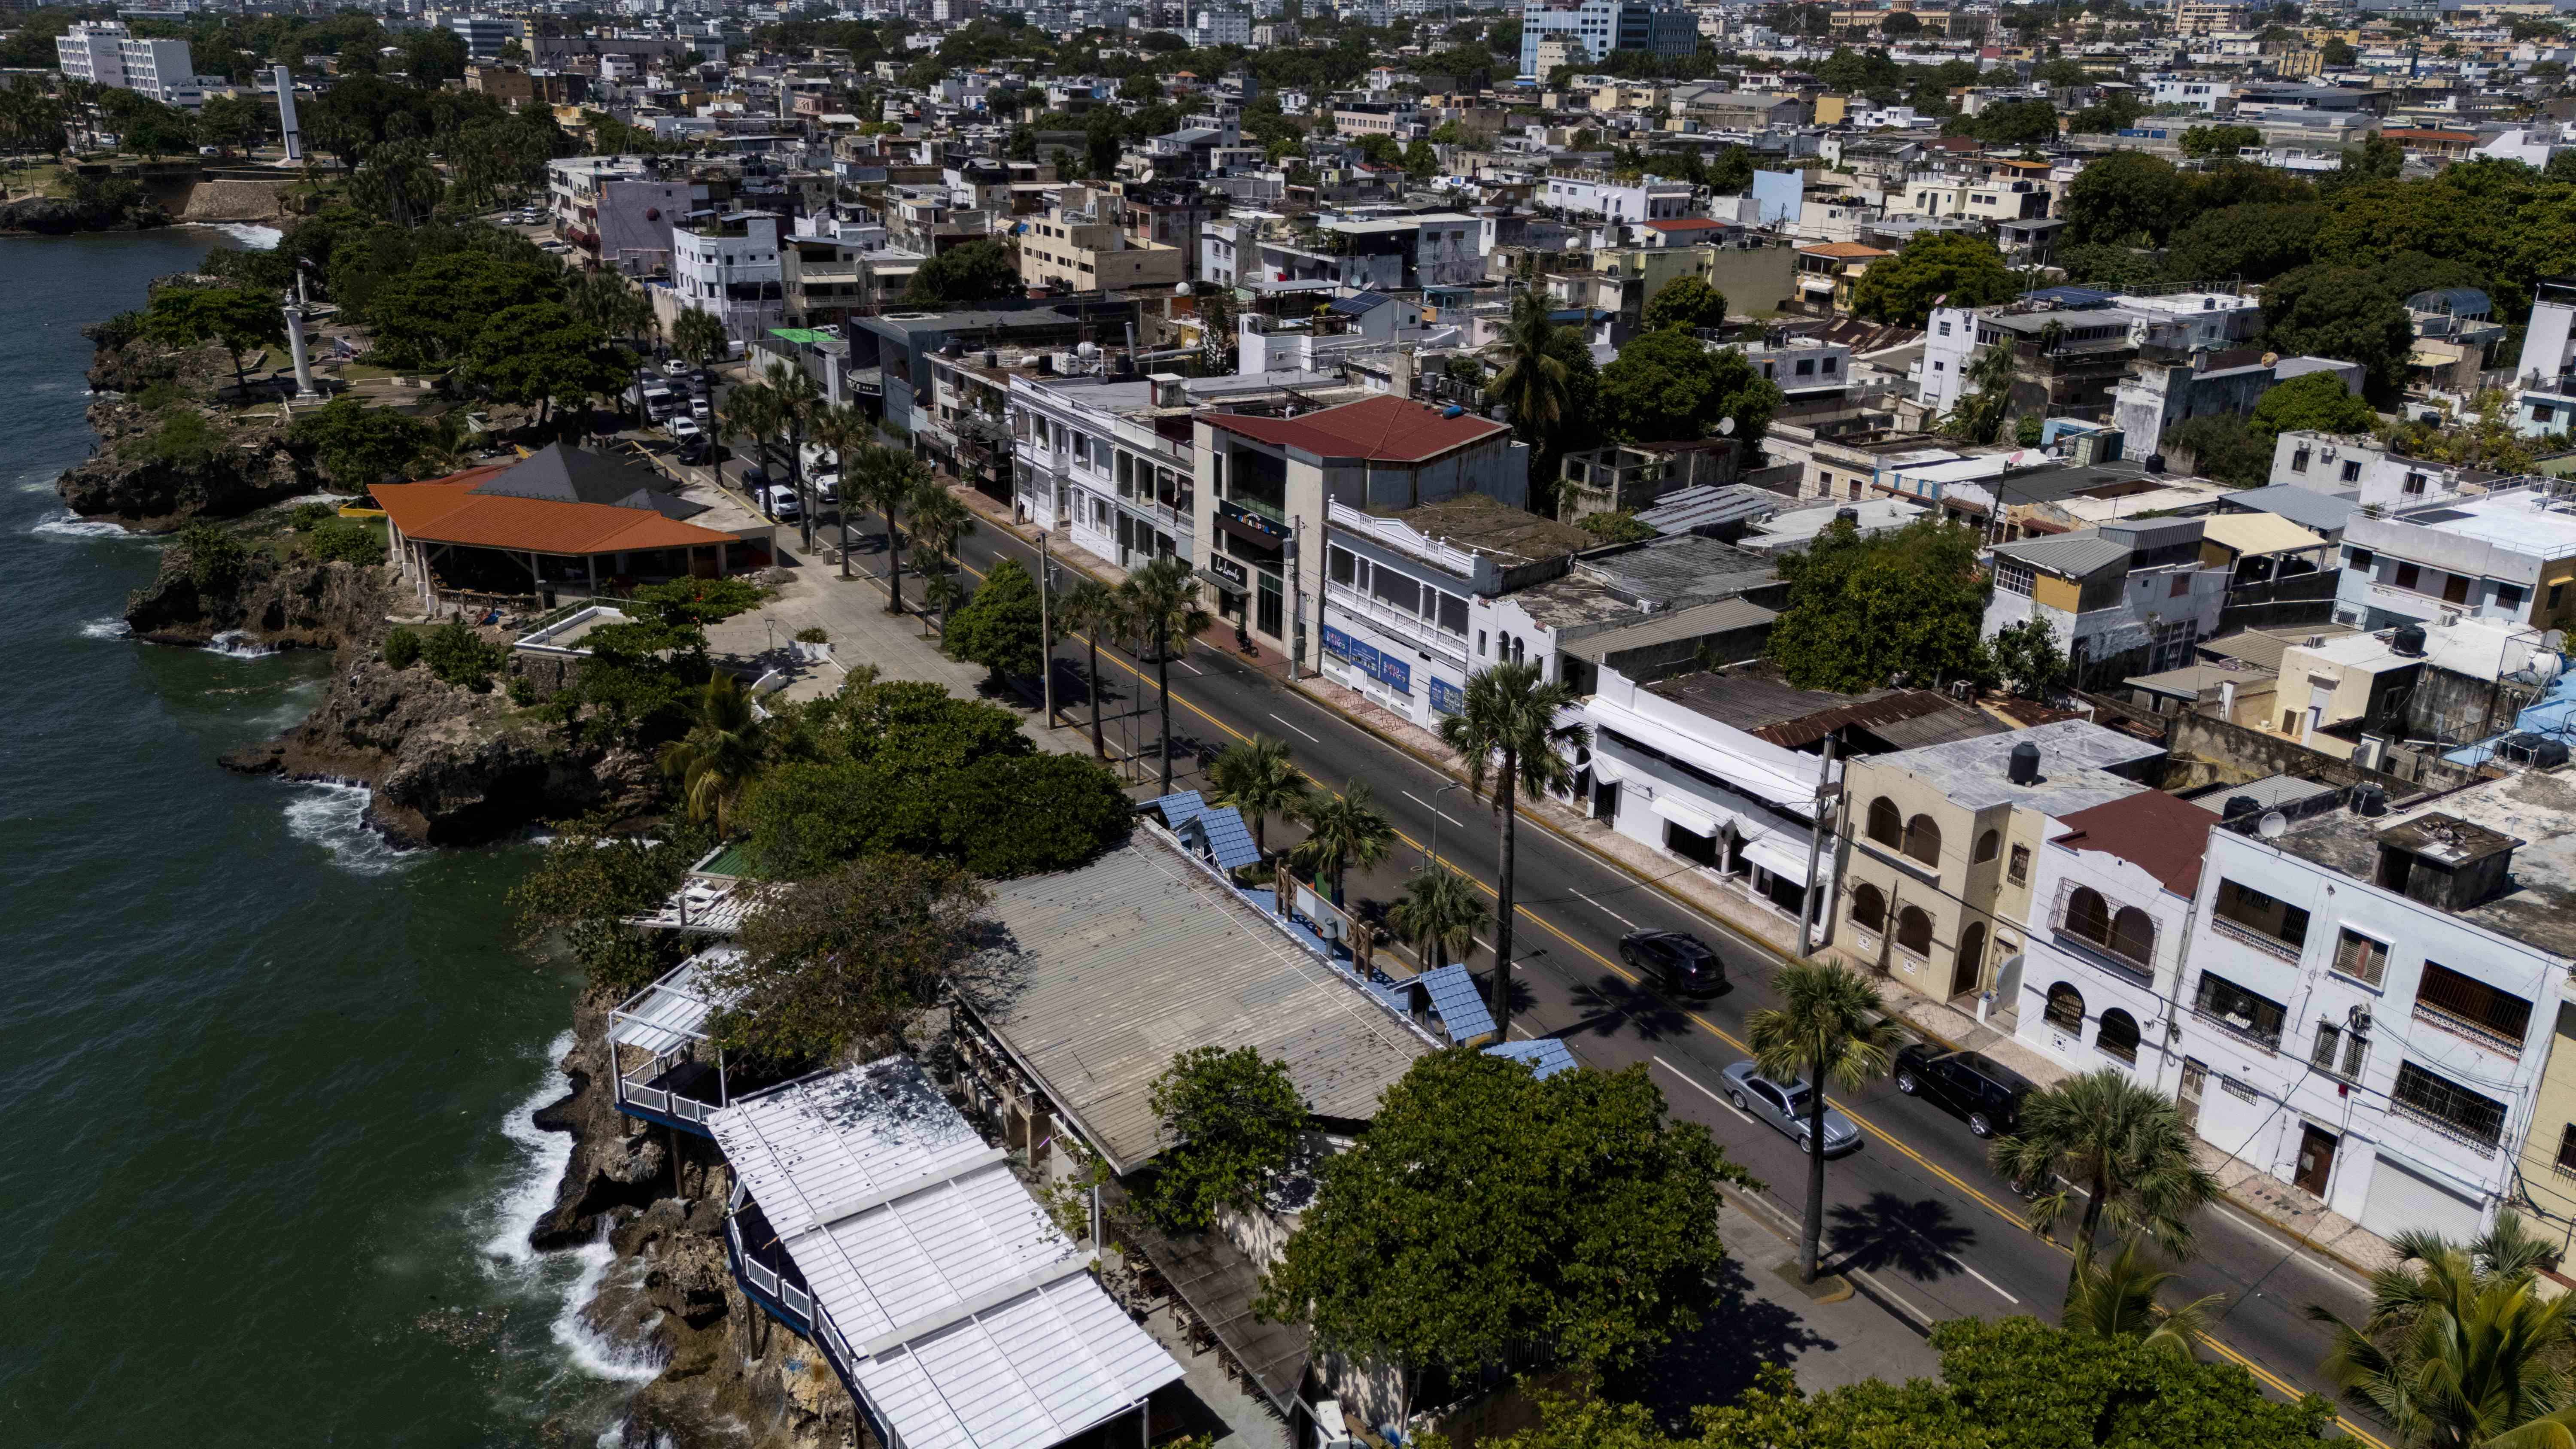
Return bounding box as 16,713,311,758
1018,186,1186,293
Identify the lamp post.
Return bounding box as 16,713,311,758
1426,780,1467,868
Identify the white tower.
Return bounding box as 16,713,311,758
274,65,303,163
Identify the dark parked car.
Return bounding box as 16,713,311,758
1619,930,1725,997
1893,1044,2037,1139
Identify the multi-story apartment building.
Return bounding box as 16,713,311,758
2316,473,2576,636
1537,172,1697,223
547,154,655,260
671,213,786,342
2509,277,2576,438
445,13,526,60
780,216,925,326
54,21,128,87
2171,777,2576,1239
1984,518,2234,680
2112,353,2364,461
1020,186,1188,293
57,22,201,107
1517,0,1698,76
1919,291,2264,422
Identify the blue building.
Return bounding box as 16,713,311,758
1519,0,1698,76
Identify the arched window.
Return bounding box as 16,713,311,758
1896,905,1934,957
1866,796,1904,848
1904,814,1942,867
2097,1008,2141,1064
1974,829,2002,864
2044,981,2086,1032
2064,886,2112,945
1850,883,1887,933
2111,907,2157,969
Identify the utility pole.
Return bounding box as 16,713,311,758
1287,515,1304,680
1797,736,1838,956
1038,531,1057,728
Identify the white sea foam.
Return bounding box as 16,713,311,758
198,222,284,250
552,1239,668,1384
479,1030,578,1270
81,617,133,641
32,510,142,541
281,781,413,875
205,630,281,659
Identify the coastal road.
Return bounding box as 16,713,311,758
896,510,2386,1434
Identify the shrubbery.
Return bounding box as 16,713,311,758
135,411,231,470
303,516,387,565
382,626,421,669
419,620,507,690
175,522,249,595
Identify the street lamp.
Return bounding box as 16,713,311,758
1426,780,1467,868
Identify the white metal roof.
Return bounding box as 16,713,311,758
608,948,743,1056
711,1060,1185,1449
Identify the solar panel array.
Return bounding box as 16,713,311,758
1148,789,1261,875
1483,1038,1578,1080
1417,963,1498,1044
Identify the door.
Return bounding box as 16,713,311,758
2294,1124,2339,1198
2177,1058,2208,1133
1593,779,1620,822
1952,921,1988,999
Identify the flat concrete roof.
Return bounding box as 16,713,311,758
1867,719,2163,815
2275,769,2576,958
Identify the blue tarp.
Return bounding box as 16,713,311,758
1418,963,1497,1043
1485,1039,1577,1079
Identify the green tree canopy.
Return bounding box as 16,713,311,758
2159,416,2271,488
905,238,1022,305
944,555,1048,683
2259,265,2417,396
1851,232,2016,327
1598,331,1783,448
1765,518,1991,691
2160,202,2323,286
2065,151,2190,246
289,398,433,486
1640,275,1729,332
1254,1051,1749,1398
2179,123,2261,158
508,814,702,996
1967,99,2059,146
366,250,559,365
1141,1046,1308,1233
463,301,632,429
2249,369,2376,443
142,285,287,392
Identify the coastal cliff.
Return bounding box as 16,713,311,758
535,997,859,1449
0,189,171,237
66,323,318,529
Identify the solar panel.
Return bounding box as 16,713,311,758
1194,806,1263,874
1418,963,1497,1043
1148,790,1207,831
1484,1039,1577,1080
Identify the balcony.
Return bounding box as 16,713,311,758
2412,997,2528,1060
2208,913,2305,963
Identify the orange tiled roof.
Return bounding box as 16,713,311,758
1797,242,1892,259
1199,394,1508,462
373,468,740,556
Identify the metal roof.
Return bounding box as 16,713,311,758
608,948,744,1056
1417,963,1497,1043
966,835,1430,1171
1483,1038,1577,1079
708,1059,1185,1449
1987,529,2132,578
1559,597,1780,663
1632,483,1781,535
2215,484,2360,535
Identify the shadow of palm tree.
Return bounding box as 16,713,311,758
1607,1257,1834,1430
1548,972,1694,1042
1821,1192,1979,1283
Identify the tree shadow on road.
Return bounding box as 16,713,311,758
1607,1257,1832,1431
1820,1192,1979,1284
1546,972,1695,1043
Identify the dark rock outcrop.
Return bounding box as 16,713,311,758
125,543,383,649
0,192,169,236
59,396,313,531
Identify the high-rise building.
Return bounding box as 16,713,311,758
1517,0,1697,77
443,12,525,60
56,21,203,108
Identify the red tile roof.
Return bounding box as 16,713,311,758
1646,218,1728,232
1199,394,1510,463
2050,790,2218,899
373,467,742,556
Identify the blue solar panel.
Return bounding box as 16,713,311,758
1194,806,1263,874
1485,1039,1577,1080
1149,790,1207,831
1419,963,1497,1043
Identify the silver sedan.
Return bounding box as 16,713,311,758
1719,1060,1865,1157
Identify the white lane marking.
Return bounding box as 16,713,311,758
1267,713,1321,743
1173,658,1205,675
1938,1252,2021,1305
1403,790,1465,827
1572,888,1639,930
1654,1055,1754,1124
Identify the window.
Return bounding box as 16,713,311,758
1895,905,1934,957
2391,564,2418,592
1328,546,1355,586
2333,929,2388,986
1996,561,2036,596
2044,981,2086,1032
2098,1009,2140,1064
1866,796,1904,848
1821,356,1839,375
2170,574,2191,599
1476,629,1487,656
1932,360,1945,372
2192,972,2287,1048
2342,460,2362,482
2500,583,2526,611
1903,814,1942,867
2557,1124,2576,1178
2443,573,2471,606
2347,547,2374,574
2312,1017,2369,1079
2556,583,2569,611
2404,472,2430,496
2008,844,2030,884
1795,358,1816,377
2391,1060,2506,1148
2292,448,2311,474
2415,961,2534,1054
1974,829,2001,864
2213,878,2309,957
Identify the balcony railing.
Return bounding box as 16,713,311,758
2209,913,2305,963
2190,1004,2281,1054
2412,1000,2527,1059
2388,1098,2501,1157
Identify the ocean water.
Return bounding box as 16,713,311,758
0,231,635,1444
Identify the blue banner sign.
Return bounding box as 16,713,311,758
1321,624,1412,695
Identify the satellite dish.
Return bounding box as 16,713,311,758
1176,281,1193,296
1717,416,1737,435
2258,811,2288,840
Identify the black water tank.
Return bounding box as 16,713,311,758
2224,794,2263,823
1835,506,1859,524
2008,741,2041,786
2145,453,2167,474
2351,782,2388,817
2391,624,2427,657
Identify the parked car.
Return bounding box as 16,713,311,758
1719,1061,1862,1157
662,358,692,378
676,438,713,466
810,470,838,504
1892,1045,2036,1140
739,464,772,495
1618,930,1725,997
763,483,802,521
665,416,703,442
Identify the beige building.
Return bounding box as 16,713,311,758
1018,186,1187,293
1829,722,2162,1006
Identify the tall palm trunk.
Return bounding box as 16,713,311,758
1084,635,1106,759
2079,1157,2111,1256
1803,1081,1830,1282
1491,744,1519,1032
1156,620,1176,793
883,500,905,614
789,423,813,553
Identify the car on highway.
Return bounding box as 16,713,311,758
665,416,703,443
1893,1045,2036,1140
1618,930,1725,997
690,395,712,420
762,483,802,521
1719,1061,1862,1157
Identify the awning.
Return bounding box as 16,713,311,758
1587,696,1825,811
1194,566,1249,595
1585,754,1625,785
1798,276,1838,292
1652,794,1721,838
1745,833,1818,885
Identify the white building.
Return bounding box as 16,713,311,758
55,21,129,88
2293,448,2576,634
1984,518,2232,676
671,213,786,342
2146,74,2236,110
56,22,203,107
444,12,525,60
1537,172,1696,223
2510,277,2576,439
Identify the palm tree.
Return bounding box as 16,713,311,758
763,359,824,553
2063,1239,2223,1358
2307,1220,2576,1449
1485,289,1573,456
719,381,781,510
1288,779,1395,903
849,444,929,613
1436,661,1587,1032
909,475,974,573
807,401,872,580
1747,962,1902,1285
656,674,763,834
1116,557,1212,794
1205,735,1309,856
1056,576,1120,759
1388,865,1486,970
1990,1069,2221,1293
669,306,728,371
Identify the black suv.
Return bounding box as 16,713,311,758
1619,930,1726,998
1893,1045,2035,1139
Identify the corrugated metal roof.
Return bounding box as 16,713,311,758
2198,511,2325,558
1484,1038,1577,1078
1987,529,2130,577
1198,395,1508,463
968,836,1430,1170
608,948,743,1056
1560,597,1780,663
708,1059,1185,1449
1418,963,1497,1043
2216,484,2359,534
1633,483,1780,535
